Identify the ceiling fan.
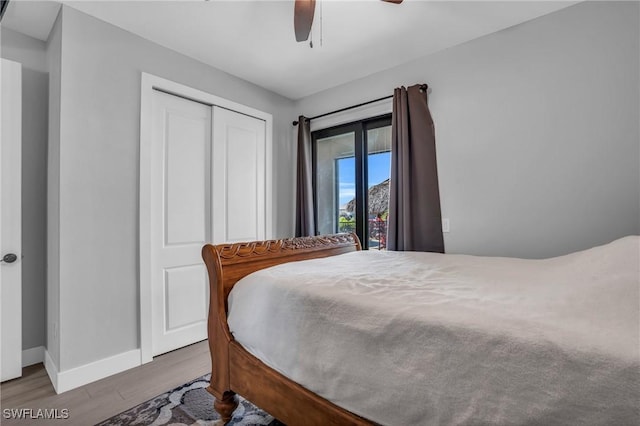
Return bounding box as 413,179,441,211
0,0,10,23
294,0,403,42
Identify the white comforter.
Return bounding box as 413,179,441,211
227,236,640,425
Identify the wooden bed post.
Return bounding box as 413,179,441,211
214,391,239,424
201,244,236,422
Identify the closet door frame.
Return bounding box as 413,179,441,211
139,73,273,364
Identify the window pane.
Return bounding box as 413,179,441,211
366,125,391,250
316,132,356,235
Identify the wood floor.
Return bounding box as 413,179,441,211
0,341,210,425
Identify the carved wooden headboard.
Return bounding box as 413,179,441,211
201,233,362,396
202,233,362,314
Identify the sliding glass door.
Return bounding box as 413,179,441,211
366,124,392,249
315,130,356,236
312,115,391,249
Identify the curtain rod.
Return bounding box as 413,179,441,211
292,84,428,126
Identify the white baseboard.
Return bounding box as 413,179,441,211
44,349,141,394
22,346,45,367
44,349,59,392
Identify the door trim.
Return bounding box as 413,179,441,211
139,73,273,363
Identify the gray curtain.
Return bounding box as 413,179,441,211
295,116,315,237
387,84,444,252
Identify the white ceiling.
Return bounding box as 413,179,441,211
2,0,578,99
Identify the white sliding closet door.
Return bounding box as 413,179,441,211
151,91,211,356
150,92,267,356
212,106,266,244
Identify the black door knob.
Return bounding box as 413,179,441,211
1,253,18,263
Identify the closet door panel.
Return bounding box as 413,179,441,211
212,107,266,244
150,90,211,356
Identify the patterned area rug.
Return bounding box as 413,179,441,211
96,374,285,426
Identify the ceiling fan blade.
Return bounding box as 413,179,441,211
0,0,10,23
381,0,403,3
294,0,316,42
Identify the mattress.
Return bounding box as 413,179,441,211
227,236,640,425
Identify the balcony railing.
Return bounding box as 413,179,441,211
338,218,387,250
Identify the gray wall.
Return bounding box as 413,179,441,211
46,12,62,367
296,1,640,259
1,27,48,352
52,6,295,371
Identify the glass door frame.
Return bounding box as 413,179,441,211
311,114,392,249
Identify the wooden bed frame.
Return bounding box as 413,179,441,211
201,233,375,425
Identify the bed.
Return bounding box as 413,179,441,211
201,233,639,425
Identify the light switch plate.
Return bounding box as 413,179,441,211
442,218,450,233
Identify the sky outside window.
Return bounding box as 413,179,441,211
337,151,390,208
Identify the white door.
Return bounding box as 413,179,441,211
212,106,266,243
0,59,23,382
151,91,212,356
150,93,268,356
